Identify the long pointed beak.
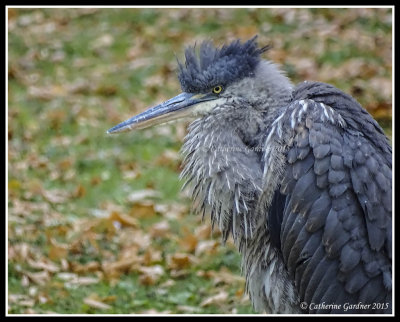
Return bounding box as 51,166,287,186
107,92,216,134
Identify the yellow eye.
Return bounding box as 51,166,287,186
212,85,223,94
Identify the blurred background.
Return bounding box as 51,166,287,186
8,7,392,314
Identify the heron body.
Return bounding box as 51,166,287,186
108,37,392,314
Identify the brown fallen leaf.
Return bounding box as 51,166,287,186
138,265,164,286
48,240,69,261
235,287,245,298
9,294,31,304
160,279,175,288
41,189,69,204
211,268,245,286
177,305,201,313
8,179,21,195
57,274,99,289
17,299,36,307
70,276,99,286
27,258,59,273
71,261,100,274
83,297,112,310
195,240,219,256
129,202,156,219
28,85,66,101
143,248,162,265
25,270,50,286
170,269,189,278
90,34,114,50
139,309,172,314
127,189,160,203
235,25,259,40
10,242,30,260
194,224,213,239
21,274,29,287
179,229,198,253
73,184,86,198
102,295,117,303
123,170,139,180
149,220,170,238
90,176,102,186
200,291,229,307
118,229,151,251
26,178,43,195
167,253,193,270
154,149,180,168
196,268,245,287
152,202,189,220
109,211,139,227
102,255,140,278
56,272,77,281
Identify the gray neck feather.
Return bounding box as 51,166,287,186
179,59,299,312
180,59,293,241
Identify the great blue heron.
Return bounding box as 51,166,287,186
107,36,392,314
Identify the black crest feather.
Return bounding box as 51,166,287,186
177,36,270,93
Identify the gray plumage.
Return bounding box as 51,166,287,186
178,38,271,93
108,36,392,314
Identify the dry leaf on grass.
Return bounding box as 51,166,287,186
179,231,198,253
160,279,175,288
200,291,229,307
129,202,156,219
177,305,201,313
9,293,33,306
194,224,213,239
197,268,245,287
195,240,218,256
123,170,139,180
73,184,86,198
155,149,180,168
41,189,69,204
211,267,245,285
109,211,139,228
70,261,100,274
83,297,112,310
27,258,60,273
90,34,114,50
56,272,99,287
154,203,189,220
69,276,100,286
25,271,50,286
143,248,162,265
102,257,137,277
14,299,35,308
138,265,165,285
139,309,172,314
149,220,171,238
166,253,192,270
48,240,69,261
9,243,31,260
127,189,160,203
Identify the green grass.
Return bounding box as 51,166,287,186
8,7,392,315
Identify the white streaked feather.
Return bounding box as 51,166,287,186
290,108,297,128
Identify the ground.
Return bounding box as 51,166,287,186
8,7,392,314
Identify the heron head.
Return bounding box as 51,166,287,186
107,36,272,134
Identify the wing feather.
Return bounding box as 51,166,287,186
264,82,392,313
